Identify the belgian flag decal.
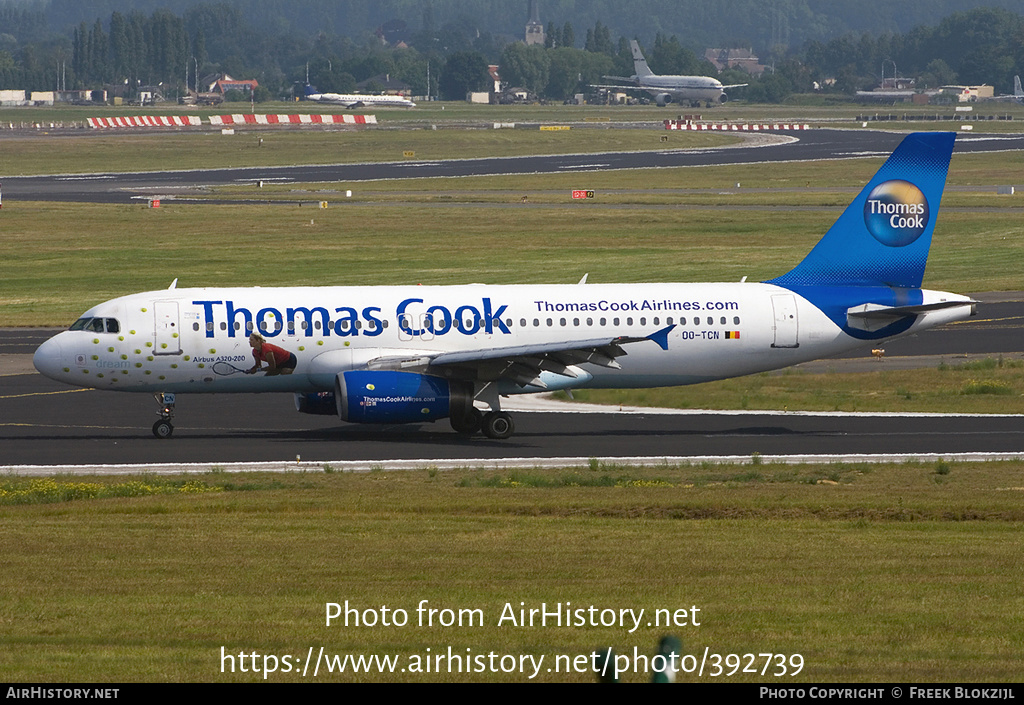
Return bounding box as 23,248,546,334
725,331,741,339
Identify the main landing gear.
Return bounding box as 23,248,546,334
449,407,516,439
152,392,175,439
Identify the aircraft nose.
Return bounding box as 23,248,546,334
33,337,64,380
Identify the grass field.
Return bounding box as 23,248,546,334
1,463,1022,682
555,357,1024,414
0,128,736,175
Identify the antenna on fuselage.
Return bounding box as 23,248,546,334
168,278,178,289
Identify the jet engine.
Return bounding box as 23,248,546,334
655,93,674,107
325,370,475,424
296,371,474,424
295,390,337,415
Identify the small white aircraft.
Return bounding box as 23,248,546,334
34,132,974,440
302,84,415,108
990,75,1024,104
592,39,747,106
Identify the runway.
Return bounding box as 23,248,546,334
5,129,1024,204
3,130,1024,471
3,294,1023,469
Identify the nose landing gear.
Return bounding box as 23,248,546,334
152,392,175,438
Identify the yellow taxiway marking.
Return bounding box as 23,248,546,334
0,388,93,400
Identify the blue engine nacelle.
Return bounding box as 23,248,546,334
334,370,474,424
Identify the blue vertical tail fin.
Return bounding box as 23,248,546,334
768,132,955,289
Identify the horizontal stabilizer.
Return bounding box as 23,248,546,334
847,300,976,332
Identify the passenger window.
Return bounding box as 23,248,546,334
640,317,646,326
627,317,633,326
720,317,726,325
533,319,539,327
667,317,673,325
734,316,741,325
573,318,579,326
193,322,200,332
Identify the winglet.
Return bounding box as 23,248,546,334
646,324,675,351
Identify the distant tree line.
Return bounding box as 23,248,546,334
0,3,1021,102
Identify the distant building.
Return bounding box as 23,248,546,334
213,79,258,95
487,65,502,93
356,74,412,96
525,0,545,46
0,89,27,106
200,73,258,95
940,84,993,102
704,48,765,76
881,76,915,91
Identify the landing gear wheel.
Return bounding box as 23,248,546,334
481,411,515,440
450,407,483,436
152,420,174,439
152,392,176,439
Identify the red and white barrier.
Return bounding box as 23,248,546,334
208,114,376,125
88,114,376,128
88,116,201,128
665,122,811,131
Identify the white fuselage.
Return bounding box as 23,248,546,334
638,75,726,103
306,92,415,108
32,282,972,397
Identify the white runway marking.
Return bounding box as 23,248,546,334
4,451,1023,476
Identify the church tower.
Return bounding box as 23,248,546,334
525,0,545,46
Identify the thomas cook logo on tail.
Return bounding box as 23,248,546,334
863,180,929,247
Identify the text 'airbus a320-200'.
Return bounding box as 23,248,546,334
34,132,974,440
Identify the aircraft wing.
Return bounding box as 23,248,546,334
721,83,748,89
364,326,675,389
589,83,649,95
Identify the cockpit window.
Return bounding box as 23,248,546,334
68,317,120,333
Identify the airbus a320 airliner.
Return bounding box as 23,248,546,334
34,132,974,440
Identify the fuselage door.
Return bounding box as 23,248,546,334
770,294,799,348
154,300,182,355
